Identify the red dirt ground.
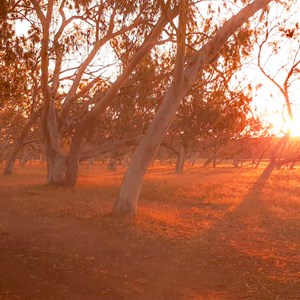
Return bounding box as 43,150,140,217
0,163,300,299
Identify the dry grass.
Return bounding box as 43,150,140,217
0,162,300,299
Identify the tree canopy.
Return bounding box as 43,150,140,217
2,0,298,216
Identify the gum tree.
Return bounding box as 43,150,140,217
113,0,274,217
6,0,180,185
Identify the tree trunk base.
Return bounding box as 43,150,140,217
47,153,67,186
112,196,137,218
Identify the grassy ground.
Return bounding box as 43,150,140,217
0,162,300,299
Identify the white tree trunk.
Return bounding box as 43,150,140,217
112,86,186,216
47,152,67,185
113,0,272,217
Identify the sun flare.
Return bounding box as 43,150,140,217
260,108,300,137
285,119,300,137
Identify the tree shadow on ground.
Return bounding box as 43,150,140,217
120,166,299,299
166,167,299,299
233,166,273,218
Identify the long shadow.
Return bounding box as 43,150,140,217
160,164,298,298
233,164,274,218
115,164,287,298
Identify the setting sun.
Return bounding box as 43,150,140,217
262,114,300,137
284,118,300,137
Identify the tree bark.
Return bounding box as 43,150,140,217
113,0,272,217
112,0,189,217
61,9,180,187
46,151,67,185
64,134,82,187
43,119,66,185
112,83,187,216
175,144,186,174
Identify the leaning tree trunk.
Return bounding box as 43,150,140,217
112,82,187,216
175,144,186,174
260,134,289,180
255,143,271,169
112,0,272,217
4,110,41,175
4,142,24,175
112,0,188,217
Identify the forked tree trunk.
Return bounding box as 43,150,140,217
112,0,272,217
64,154,79,186
61,8,182,187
